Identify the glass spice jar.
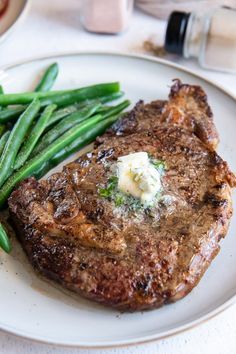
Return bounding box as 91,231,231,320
164,7,236,73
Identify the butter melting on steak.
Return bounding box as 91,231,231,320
8,81,235,311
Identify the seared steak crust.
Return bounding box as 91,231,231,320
102,79,219,151
8,81,235,311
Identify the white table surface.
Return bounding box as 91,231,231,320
1,1,236,353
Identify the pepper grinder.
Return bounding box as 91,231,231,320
82,0,134,34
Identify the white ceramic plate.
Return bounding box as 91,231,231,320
0,53,236,348
0,0,29,44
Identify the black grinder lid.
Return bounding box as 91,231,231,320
164,11,190,55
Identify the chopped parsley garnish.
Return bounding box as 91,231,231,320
108,176,118,188
99,176,144,211
98,156,166,212
99,188,112,198
151,159,166,174
115,194,125,207
99,175,138,209
98,176,119,198
147,153,166,173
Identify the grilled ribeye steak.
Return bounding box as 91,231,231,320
9,81,236,311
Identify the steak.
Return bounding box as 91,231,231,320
8,80,236,311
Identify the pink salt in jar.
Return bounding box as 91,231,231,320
82,0,134,34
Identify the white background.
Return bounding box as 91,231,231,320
1,1,236,353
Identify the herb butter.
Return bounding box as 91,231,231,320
117,152,162,205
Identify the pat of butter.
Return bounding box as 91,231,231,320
117,152,161,205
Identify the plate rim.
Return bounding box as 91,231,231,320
2,51,236,101
0,51,236,348
0,0,30,45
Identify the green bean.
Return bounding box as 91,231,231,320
0,91,124,125
0,106,25,123
34,114,120,180
0,114,108,208
32,102,101,156
79,99,129,118
45,92,125,130
0,63,58,122
0,86,3,112
101,100,130,119
0,82,120,106
14,104,57,170
0,104,77,126
0,99,41,188
35,63,59,92
0,131,10,156
76,92,124,107
0,223,11,253
45,92,124,127
0,124,6,137
98,91,124,103
46,104,78,129
0,92,60,106
96,106,111,113
31,160,50,180
40,83,120,107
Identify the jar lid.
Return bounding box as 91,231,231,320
164,11,190,55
